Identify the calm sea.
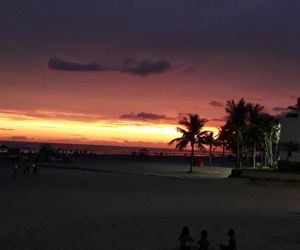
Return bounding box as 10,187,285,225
0,141,209,156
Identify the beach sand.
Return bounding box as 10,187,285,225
40,155,233,179
0,159,299,250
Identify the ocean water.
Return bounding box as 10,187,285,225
0,140,209,156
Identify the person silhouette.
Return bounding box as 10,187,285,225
32,157,38,175
23,159,30,175
197,230,210,250
219,229,237,250
178,226,194,250
12,158,19,179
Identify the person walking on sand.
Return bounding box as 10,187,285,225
178,226,194,250
33,155,40,175
32,160,38,175
197,230,210,250
12,159,19,179
219,229,237,250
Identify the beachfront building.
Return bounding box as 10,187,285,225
279,98,300,162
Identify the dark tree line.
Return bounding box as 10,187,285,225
169,98,282,172
221,98,281,168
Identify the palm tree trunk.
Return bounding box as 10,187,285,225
274,140,279,165
190,143,194,173
236,130,241,168
269,135,273,167
252,141,256,168
264,132,268,167
209,143,212,167
222,143,225,166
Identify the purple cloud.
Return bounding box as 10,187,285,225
273,107,286,112
209,100,223,107
48,57,172,76
120,112,173,121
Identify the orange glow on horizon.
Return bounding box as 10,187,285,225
0,110,220,148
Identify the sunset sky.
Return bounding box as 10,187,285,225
0,0,299,147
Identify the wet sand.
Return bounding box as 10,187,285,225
0,163,299,250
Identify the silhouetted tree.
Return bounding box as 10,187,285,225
247,103,265,167
225,98,248,168
169,114,208,173
204,131,217,167
216,125,231,166
259,114,280,167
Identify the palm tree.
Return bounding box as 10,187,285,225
244,124,263,167
217,125,231,166
247,103,265,167
259,113,279,167
248,103,264,124
169,114,208,173
225,98,249,168
205,131,216,167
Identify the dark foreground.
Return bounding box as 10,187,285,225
0,167,299,250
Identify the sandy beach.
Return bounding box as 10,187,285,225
0,158,299,250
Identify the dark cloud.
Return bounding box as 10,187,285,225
210,118,226,122
120,112,173,121
121,59,171,76
48,57,107,71
0,109,103,123
0,128,14,131
48,57,172,76
273,107,286,112
209,100,223,107
7,136,32,141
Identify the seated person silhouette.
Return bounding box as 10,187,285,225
197,230,210,250
23,164,30,175
178,226,194,250
219,229,237,250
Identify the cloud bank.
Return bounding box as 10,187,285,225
48,57,107,71
0,128,14,131
209,100,223,107
273,107,286,112
6,136,32,141
48,57,172,76
119,112,173,121
0,109,104,123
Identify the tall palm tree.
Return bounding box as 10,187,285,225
248,103,264,124
217,125,231,166
169,114,208,173
247,103,265,167
244,124,263,167
205,131,216,167
225,98,248,168
259,113,279,167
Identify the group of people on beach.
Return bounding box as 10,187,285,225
179,227,237,250
12,157,38,178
